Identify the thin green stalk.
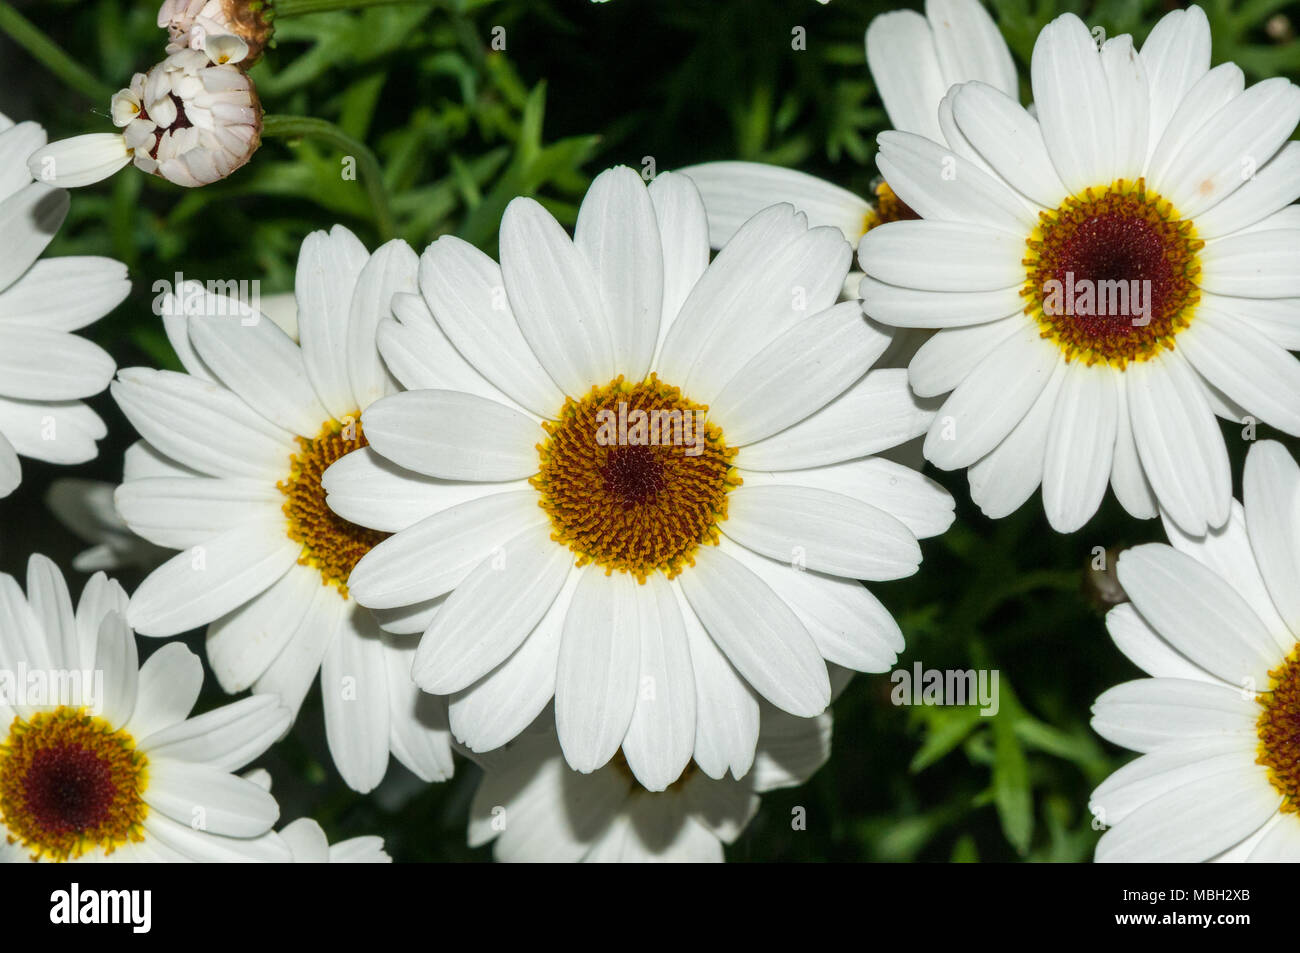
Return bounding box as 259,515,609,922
262,114,396,239
273,0,440,17
0,1,114,102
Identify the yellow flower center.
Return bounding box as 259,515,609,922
1022,178,1204,368
279,416,389,597
1257,644,1300,813
0,708,148,862
532,376,740,582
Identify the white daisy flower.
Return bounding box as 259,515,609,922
680,0,1018,287
1089,440,1300,862
159,0,274,65
0,554,293,863
29,39,260,190
0,113,126,497
109,228,455,794
468,705,832,862
857,6,1300,535
326,166,953,790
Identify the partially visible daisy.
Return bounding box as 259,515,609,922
159,0,274,65
858,6,1300,534
327,167,952,790
0,113,126,497
468,704,831,862
680,0,1018,286
29,39,260,189
110,229,455,794
1089,440,1300,862
0,555,292,863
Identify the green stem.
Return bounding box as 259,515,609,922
273,0,440,16
0,1,114,102
262,114,396,239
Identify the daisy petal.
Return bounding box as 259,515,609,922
1031,13,1115,194
412,522,573,694
967,362,1064,519
907,319,1020,397
144,759,279,836
123,643,203,740
679,161,870,247
346,239,418,410
865,10,946,142
1042,364,1118,532
1138,4,1211,150
1243,440,1300,634
1199,228,1300,298
500,197,613,397
859,220,1024,292
0,326,114,401
555,568,642,774
321,609,390,793
294,225,370,419
361,389,543,481
1127,351,1231,534
678,545,829,717
140,693,291,772
951,81,1068,209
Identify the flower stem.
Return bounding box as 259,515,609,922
262,114,396,240
273,0,441,17
0,1,114,102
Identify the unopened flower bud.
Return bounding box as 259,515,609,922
29,39,261,189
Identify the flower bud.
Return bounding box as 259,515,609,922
29,39,261,189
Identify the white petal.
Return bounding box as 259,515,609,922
140,693,291,773
93,611,137,730
675,583,758,780
1126,350,1231,534
1099,35,1149,182
449,570,578,754
381,631,454,783
865,9,947,142
0,257,129,331
1105,602,1219,684
1143,62,1245,189
294,225,370,419
736,368,934,470
347,490,544,609
574,166,662,382
967,362,1064,519
187,310,330,437
1110,377,1158,519
951,81,1068,209
124,643,203,742
647,171,710,359
724,483,920,580
678,546,829,717
321,608,390,793
411,522,572,694
361,389,542,481
859,219,1024,292
750,708,832,792
114,476,283,550
1199,228,1300,298
859,276,1023,330
923,323,1058,470
906,318,1020,397
0,325,113,401
499,196,612,396
26,135,131,188
126,518,299,636
1118,543,1281,687
1138,5,1211,151
1190,142,1300,239
418,236,564,417
554,568,642,773
1041,363,1118,532
876,130,1035,234
252,580,343,717
111,368,297,480
679,161,870,247
710,301,892,445
205,564,321,693
621,574,695,791
1091,677,1259,752
1243,440,1300,637
1030,14,1115,192
346,238,418,410
143,758,278,836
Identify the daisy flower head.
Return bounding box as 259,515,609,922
159,0,274,65
680,0,1017,261
0,113,127,498
858,5,1300,535
467,704,832,862
328,166,953,791
109,227,455,794
0,555,292,863
29,37,260,190
1089,440,1300,862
